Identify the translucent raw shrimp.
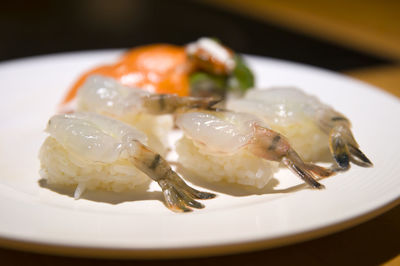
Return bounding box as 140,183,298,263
175,109,333,189
73,75,219,154
39,112,215,212
76,75,219,116
227,87,372,171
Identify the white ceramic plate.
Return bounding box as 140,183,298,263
0,51,399,258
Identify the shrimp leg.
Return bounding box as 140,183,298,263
129,140,216,212
250,125,332,189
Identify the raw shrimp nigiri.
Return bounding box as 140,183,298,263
175,109,332,189
227,87,372,171
73,75,219,155
39,112,215,212
76,75,219,116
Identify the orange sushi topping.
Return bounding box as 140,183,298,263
62,44,192,104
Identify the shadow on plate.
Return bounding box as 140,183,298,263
175,164,308,197
38,178,165,205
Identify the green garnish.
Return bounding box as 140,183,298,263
228,55,255,93
189,48,255,97
189,72,227,97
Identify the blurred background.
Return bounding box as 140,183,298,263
2,0,399,96
0,0,397,70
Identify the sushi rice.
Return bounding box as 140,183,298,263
176,137,279,188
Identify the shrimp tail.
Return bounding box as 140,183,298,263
304,163,334,177
329,125,372,171
158,179,196,212
129,141,215,212
282,150,326,189
142,94,221,115
252,125,328,189
329,130,350,171
348,144,373,167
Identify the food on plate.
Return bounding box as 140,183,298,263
61,37,254,105
175,109,332,189
186,37,254,97
39,112,215,212
75,75,219,155
67,77,333,189
63,44,189,103
227,87,373,171
38,40,373,213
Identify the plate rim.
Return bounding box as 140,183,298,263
0,50,399,258
0,199,398,259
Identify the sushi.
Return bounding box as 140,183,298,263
227,87,372,171
39,112,215,212
175,109,332,189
